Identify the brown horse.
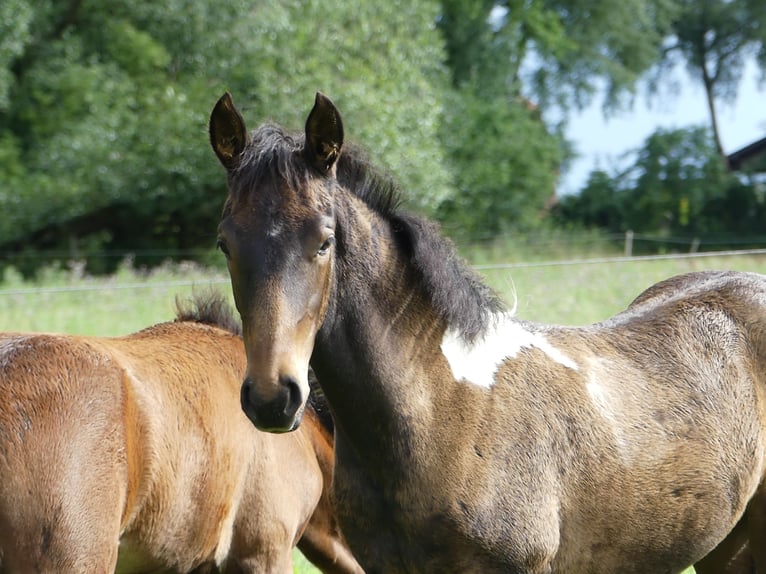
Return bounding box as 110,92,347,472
0,291,363,574
210,91,766,574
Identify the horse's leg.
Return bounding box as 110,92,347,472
231,550,294,574
745,486,766,573
0,433,123,571
296,483,364,574
298,524,364,574
694,519,753,574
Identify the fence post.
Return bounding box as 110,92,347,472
689,238,700,253
624,230,634,257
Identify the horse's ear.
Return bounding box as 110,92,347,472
305,92,344,175
209,92,248,170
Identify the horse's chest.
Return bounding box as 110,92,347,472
334,463,558,573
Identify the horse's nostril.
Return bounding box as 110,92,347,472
240,374,304,432
282,376,303,417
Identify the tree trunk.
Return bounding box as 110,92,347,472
701,60,729,168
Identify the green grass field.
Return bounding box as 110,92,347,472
4,246,760,572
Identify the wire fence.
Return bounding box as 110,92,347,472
473,247,766,271
0,277,230,297
4,246,766,298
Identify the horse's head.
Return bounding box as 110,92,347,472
209,92,343,433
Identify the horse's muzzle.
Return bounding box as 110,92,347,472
240,375,304,433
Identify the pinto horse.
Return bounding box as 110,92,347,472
0,291,363,574
210,91,766,574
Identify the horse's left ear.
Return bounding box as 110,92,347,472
209,92,248,170
305,92,344,175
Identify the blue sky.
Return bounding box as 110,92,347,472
559,59,766,195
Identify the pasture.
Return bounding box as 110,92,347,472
3,246,765,573
3,248,766,333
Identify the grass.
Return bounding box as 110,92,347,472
3,244,760,573
0,259,233,336
482,251,766,325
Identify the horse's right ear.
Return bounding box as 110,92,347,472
305,92,344,175
209,92,248,170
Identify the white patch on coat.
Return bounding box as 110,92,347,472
440,313,577,389
585,363,639,465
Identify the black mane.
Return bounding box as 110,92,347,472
391,213,505,342
233,123,505,342
174,289,242,336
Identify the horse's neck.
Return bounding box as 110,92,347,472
313,202,445,462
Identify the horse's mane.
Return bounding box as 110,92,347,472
174,289,242,336
232,123,505,343
336,134,505,342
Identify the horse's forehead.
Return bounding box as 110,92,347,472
226,180,332,242
233,166,329,213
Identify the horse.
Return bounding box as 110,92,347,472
209,90,766,574
0,290,363,574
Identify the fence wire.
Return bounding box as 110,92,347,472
3,248,766,298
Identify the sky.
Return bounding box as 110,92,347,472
559,60,766,195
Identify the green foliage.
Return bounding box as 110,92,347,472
531,0,676,109
555,126,765,242
434,0,673,240
0,0,458,274
438,0,675,109
0,0,249,266
437,89,564,238
241,0,453,212
0,0,33,110
4,0,759,275
624,127,732,232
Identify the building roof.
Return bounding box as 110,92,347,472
728,136,766,172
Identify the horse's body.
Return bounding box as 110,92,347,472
210,91,766,573
0,294,363,574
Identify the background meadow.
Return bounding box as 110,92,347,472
2,243,760,573
4,248,766,334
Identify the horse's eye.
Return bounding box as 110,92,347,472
317,236,335,256
216,238,230,258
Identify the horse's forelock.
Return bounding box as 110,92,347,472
230,124,309,203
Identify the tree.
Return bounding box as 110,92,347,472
0,0,452,274
0,0,32,111
437,89,563,238
554,170,626,232
438,0,675,109
238,0,453,214
433,0,674,240
652,0,766,161
623,126,731,233
554,126,753,240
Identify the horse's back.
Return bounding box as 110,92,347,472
0,332,128,572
